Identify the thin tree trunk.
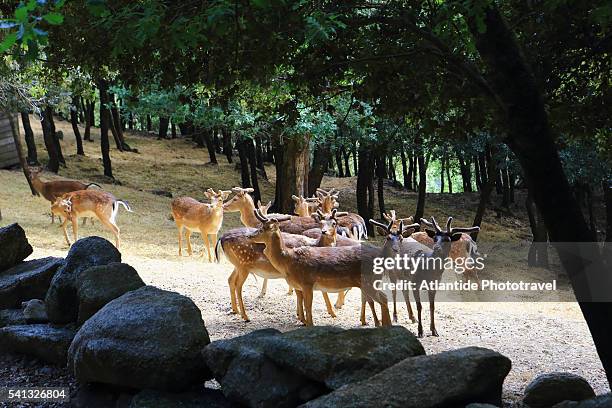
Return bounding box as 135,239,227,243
21,111,38,165
108,111,123,151
89,100,95,127
203,128,218,164
446,155,452,194
158,117,169,139
70,97,85,155
46,107,65,165
146,115,152,132
440,156,445,193
342,147,351,177
84,101,92,142
357,146,374,235
375,152,386,218
6,113,38,196
246,138,262,203
334,147,344,177
414,138,427,222
308,141,331,196
236,137,251,189
171,122,176,139
97,80,113,178
474,155,482,191
222,127,233,163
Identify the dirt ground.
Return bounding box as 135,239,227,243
0,117,609,405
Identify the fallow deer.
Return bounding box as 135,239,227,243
51,190,132,248
316,188,367,240
291,194,319,217
250,209,392,326
171,189,231,262
29,167,101,223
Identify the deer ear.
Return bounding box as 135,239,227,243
401,228,413,238
425,229,436,238
291,195,299,201
376,226,387,237
451,233,462,241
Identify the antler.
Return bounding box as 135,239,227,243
420,217,442,233
254,208,268,222
383,210,396,223
232,187,255,194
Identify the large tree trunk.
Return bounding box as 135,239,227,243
308,141,331,196
70,97,85,156
41,107,60,173
97,80,113,178
21,111,38,165
273,135,310,213
158,117,169,139
46,107,65,166
6,113,38,196
468,5,612,385
84,101,93,142
357,146,375,236
375,152,386,218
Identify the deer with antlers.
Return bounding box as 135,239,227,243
250,208,392,326
387,216,480,337
29,167,101,223
291,194,320,217
171,189,231,262
51,190,132,248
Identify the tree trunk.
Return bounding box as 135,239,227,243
413,137,427,222
20,111,38,165
255,135,265,171
446,154,452,194
171,122,176,139
400,145,410,190
70,97,85,156
273,135,310,213
342,147,351,177
46,107,65,165
213,129,222,153
236,137,251,188
471,148,496,241
108,110,123,151
468,4,612,384
146,115,152,132
246,138,262,204
111,105,131,151
352,141,358,176
375,152,386,218
203,128,218,164
440,156,445,193
89,100,95,127
97,80,113,178
158,117,170,139
308,141,331,196
6,113,38,196
334,147,344,177
129,112,134,130
222,127,233,163
41,107,60,172
526,193,550,268
84,101,93,142
357,146,375,236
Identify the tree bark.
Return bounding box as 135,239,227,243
308,141,331,196
342,147,351,177
84,101,93,142
146,115,152,132
273,134,310,213
236,137,251,189
97,80,113,178
41,107,60,173
46,107,65,165
21,111,38,165
414,149,427,222
158,117,170,139
171,122,176,139
222,127,233,163
439,155,445,193
357,146,375,235
334,147,345,177
6,113,38,196
375,152,386,218
246,138,262,204
203,128,218,164
400,144,410,190
70,98,85,156
468,4,612,384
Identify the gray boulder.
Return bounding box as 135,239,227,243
0,257,63,309
130,389,233,408
0,223,33,271
0,309,26,327
45,237,121,324
203,326,423,408
76,263,145,324
22,299,48,323
524,372,596,408
203,329,326,408
0,324,76,365
302,347,511,408
262,325,425,389
71,383,134,408
68,286,210,391
553,393,612,408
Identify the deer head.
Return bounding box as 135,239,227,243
223,187,255,212
420,216,480,255
370,218,420,255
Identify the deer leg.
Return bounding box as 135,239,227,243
99,217,121,249
286,285,294,295
82,217,87,226
335,290,347,309
302,287,315,326
360,291,367,325
322,292,336,318
235,268,251,322
203,234,212,262
403,288,416,323
295,290,305,324
177,225,184,256
259,279,268,298
428,289,438,336
228,268,238,314
60,217,71,246
186,230,193,256
414,289,424,338
70,215,79,244
392,289,398,323
368,295,380,327
210,233,217,262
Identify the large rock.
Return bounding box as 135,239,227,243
0,309,26,327
553,393,612,408
130,389,234,408
45,237,121,324
22,299,48,323
262,326,425,389
68,286,210,391
0,223,33,271
203,326,423,408
302,347,511,408
71,383,134,408
524,372,596,408
0,257,64,309
0,324,76,365
76,263,145,324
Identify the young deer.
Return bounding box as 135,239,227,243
291,194,319,217
29,167,101,223
171,189,231,262
251,209,392,326
51,190,132,248
316,188,367,240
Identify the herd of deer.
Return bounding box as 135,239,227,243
28,169,481,337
